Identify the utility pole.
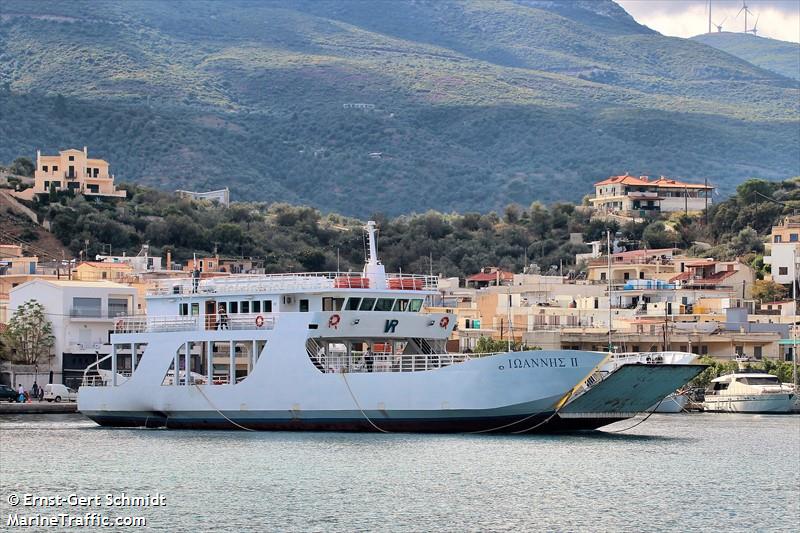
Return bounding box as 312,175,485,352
794,247,798,387
607,230,613,352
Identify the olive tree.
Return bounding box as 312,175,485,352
3,300,55,364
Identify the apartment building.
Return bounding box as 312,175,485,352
763,216,800,285
33,147,126,198
9,280,137,387
589,174,713,215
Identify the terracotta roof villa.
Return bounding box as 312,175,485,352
589,174,713,215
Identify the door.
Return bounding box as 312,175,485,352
205,300,217,330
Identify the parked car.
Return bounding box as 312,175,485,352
0,384,17,402
44,384,77,403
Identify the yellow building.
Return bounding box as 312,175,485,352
33,147,126,198
73,262,133,282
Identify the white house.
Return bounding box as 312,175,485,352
9,280,138,388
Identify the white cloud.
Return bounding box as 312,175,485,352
615,0,800,42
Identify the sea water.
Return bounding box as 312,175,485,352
0,413,798,532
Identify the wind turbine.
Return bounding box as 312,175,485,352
736,0,753,33
749,14,760,36
712,16,727,33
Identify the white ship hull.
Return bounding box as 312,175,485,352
703,394,795,414
79,317,606,433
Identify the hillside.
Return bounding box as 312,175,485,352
692,32,800,81
0,0,798,215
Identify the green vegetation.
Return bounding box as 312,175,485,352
0,1,797,215
692,32,800,81
2,300,55,364
8,174,797,278
474,336,540,353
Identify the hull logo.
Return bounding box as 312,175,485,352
384,319,399,333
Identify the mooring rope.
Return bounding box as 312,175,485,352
194,384,256,432
340,371,390,433
604,395,666,433
341,370,576,435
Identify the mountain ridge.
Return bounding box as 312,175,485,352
0,0,797,215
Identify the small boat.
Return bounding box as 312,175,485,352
653,391,689,413
703,373,796,413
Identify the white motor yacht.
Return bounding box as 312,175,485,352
703,373,796,413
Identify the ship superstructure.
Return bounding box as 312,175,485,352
79,222,608,432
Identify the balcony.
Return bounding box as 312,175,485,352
69,308,129,320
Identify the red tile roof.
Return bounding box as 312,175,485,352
595,174,712,189
466,271,514,282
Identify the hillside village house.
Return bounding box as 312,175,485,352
763,216,800,285
33,147,126,198
589,174,713,215
9,279,138,388
72,261,134,282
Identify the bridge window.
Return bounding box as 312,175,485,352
392,299,409,312
359,298,376,311
252,301,261,313
409,299,423,312
299,299,309,312
230,301,238,314
263,300,272,313
241,301,250,313
345,298,361,311
322,297,345,311
374,298,394,312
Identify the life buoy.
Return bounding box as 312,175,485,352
439,316,450,328
328,314,341,329
255,315,265,328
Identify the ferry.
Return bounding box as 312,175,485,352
703,373,796,413
78,222,608,433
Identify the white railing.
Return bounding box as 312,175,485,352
316,351,500,373
147,272,438,296
113,313,277,334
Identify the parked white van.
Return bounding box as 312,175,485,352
44,384,77,403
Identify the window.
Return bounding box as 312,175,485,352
191,303,199,316
359,298,376,311
87,184,99,193
52,166,58,172
72,297,101,317
322,297,345,311
409,299,423,312
44,181,50,189
68,182,79,189
52,181,61,188
108,298,128,317
263,300,272,313
299,299,309,312
779,267,788,276
740,376,778,385
42,165,48,172
374,298,394,312
392,299,410,312
345,298,361,311
68,155,75,161
753,346,763,359
792,234,799,242
229,302,238,314
600,272,606,281
252,301,261,313
774,235,782,243
241,301,250,313
179,303,189,316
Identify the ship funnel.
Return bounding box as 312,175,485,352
363,220,386,289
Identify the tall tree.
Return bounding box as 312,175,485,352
3,300,55,365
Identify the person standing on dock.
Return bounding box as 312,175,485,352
17,384,25,403
31,382,39,400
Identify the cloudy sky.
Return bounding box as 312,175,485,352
615,0,800,43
